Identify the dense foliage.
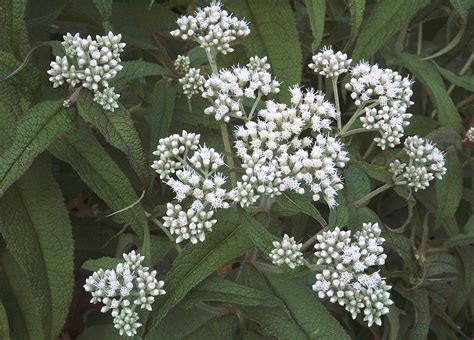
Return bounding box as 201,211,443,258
0,0,473,339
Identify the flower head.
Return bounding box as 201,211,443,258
389,136,446,191
179,67,205,99
83,251,165,337
270,234,304,269
171,1,250,55
312,223,392,327
48,32,125,111
308,46,352,78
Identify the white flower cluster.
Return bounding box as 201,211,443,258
312,223,393,327
174,55,190,75
202,56,280,122
232,87,348,207
466,126,474,142
83,251,166,337
170,1,250,55
48,32,125,111
308,46,351,78
345,62,414,149
179,67,205,99
269,234,304,269
389,136,446,191
151,131,231,244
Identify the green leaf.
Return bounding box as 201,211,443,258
0,83,23,152
273,192,327,226
144,209,252,335
443,232,474,248
112,60,171,89
0,250,41,339
344,166,371,226
241,210,278,257
93,0,113,32
0,159,74,339
186,314,237,339
146,235,174,265
305,0,326,50
435,150,462,226
329,192,349,228
401,289,430,339
228,0,302,100
183,276,281,308
344,0,366,50
0,0,29,59
260,272,350,339
405,115,440,136
240,305,307,339
436,64,474,92
0,298,9,339
147,306,234,339
76,91,151,182
82,256,121,272
150,80,177,159
352,0,429,62
350,159,392,183
0,101,74,196
49,126,149,239
393,53,461,131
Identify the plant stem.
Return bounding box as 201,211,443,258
332,77,342,131
340,101,377,134
354,183,394,207
340,127,372,138
150,216,182,253
417,23,423,55
363,140,376,160
247,91,262,121
205,47,237,187
220,123,237,186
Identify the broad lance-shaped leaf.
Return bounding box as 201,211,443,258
435,149,462,226
391,53,462,131
436,64,474,92
228,0,302,101
351,0,429,62
0,298,9,339
344,0,366,50
0,82,24,153
262,272,350,339
150,80,176,161
0,100,74,196
0,159,74,339
0,0,29,60
112,60,171,89
92,0,113,31
182,276,281,308
305,0,326,50
76,91,151,182
49,126,149,240
273,192,326,226
0,250,42,339
144,209,252,336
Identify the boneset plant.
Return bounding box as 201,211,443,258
1,0,472,339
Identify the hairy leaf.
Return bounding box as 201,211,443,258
112,60,171,89
437,64,474,92
0,298,9,339
350,159,392,183
49,126,148,239
150,80,177,159
228,0,302,100
82,257,121,272
352,0,429,61
0,0,29,59
262,272,350,339
273,192,326,226
93,0,113,31
0,250,41,339
443,232,474,248
393,53,462,131
0,101,74,196
435,150,462,226
345,0,366,50
241,210,277,257
144,209,252,335
0,160,74,339
76,91,150,182
305,0,326,50
183,276,281,308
